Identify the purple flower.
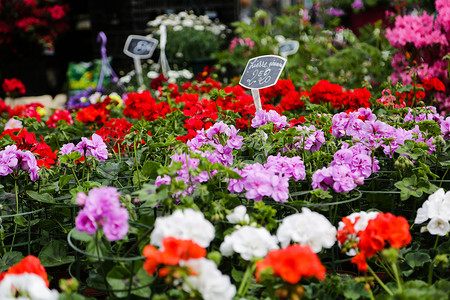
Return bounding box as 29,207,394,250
0,146,40,181
312,167,333,191
441,117,450,140
85,133,108,161
60,143,75,155
351,0,364,10
75,187,129,241
103,208,130,242
75,210,98,235
327,8,344,17
267,110,287,129
155,174,172,187
251,110,269,128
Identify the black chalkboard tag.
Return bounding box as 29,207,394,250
239,55,287,111
279,40,299,57
123,35,158,59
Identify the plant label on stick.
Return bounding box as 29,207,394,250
123,35,158,88
239,55,287,111
279,40,299,58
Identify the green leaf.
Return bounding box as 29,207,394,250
26,190,55,204
342,280,370,300
38,240,74,267
0,251,24,272
106,265,152,298
59,174,74,189
70,228,92,242
405,252,431,269
141,161,161,179
14,215,27,226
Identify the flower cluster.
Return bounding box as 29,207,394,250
155,152,213,198
350,213,411,271
0,144,39,181
309,80,371,110
123,91,171,121
251,110,287,129
2,78,26,96
312,142,378,193
60,133,108,162
255,244,326,284
0,256,58,300
287,125,325,153
75,97,111,125
414,188,450,236
180,258,236,300
229,37,255,54
143,237,206,276
0,0,69,54
75,187,129,242
45,109,73,128
337,211,379,256
150,209,215,248
228,154,306,203
277,208,337,253
220,226,279,260
96,118,133,153
187,121,243,167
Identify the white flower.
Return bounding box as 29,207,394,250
220,226,278,260
182,19,194,27
150,209,215,248
0,273,59,300
179,69,193,79
181,258,236,300
89,91,102,104
173,25,183,31
4,118,22,130
277,207,337,252
226,205,249,224
415,188,450,235
167,70,180,79
147,71,159,79
427,217,450,236
194,25,204,31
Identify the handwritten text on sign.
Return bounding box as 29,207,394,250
239,55,287,89
123,35,158,59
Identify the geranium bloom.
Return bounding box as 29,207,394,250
276,208,337,252
226,205,250,224
255,244,326,284
150,209,215,248
351,213,411,271
75,187,129,241
4,118,22,130
0,145,40,181
45,109,73,128
63,133,108,162
143,237,206,276
2,78,26,95
180,258,236,300
220,226,278,260
414,188,450,236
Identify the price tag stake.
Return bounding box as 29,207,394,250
239,55,287,111
123,35,158,88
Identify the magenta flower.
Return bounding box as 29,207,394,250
75,187,129,241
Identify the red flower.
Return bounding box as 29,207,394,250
0,256,49,287
1,128,38,151
96,118,133,152
150,74,168,90
142,237,206,276
421,78,445,92
33,139,57,168
351,213,411,271
46,109,73,128
2,78,26,95
310,80,346,108
124,91,171,121
255,244,326,284
195,66,215,82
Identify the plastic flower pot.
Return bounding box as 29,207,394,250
67,222,154,299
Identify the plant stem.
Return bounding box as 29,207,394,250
391,261,403,294
10,180,19,252
71,167,81,187
237,263,256,298
367,265,393,296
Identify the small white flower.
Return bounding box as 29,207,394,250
182,19,194,27
427,217,450,236
180,69,193,79
194,25,204,31
181,258,236,300
0,273,59,300
150,209,215,248
89,91,102,104
173,25,183,31
167,70,180,79
147,71,159,79
226,205,249,224
4,118,22,130
277,207,337,252
220,226,278,260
